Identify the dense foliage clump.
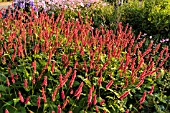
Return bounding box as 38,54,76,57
0,7,169,113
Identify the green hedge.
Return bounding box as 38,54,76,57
119,0,170,43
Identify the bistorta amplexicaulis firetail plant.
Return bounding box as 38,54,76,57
0,7,169,113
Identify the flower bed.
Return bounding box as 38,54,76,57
0,7,169,112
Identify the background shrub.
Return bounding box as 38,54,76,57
119,0,170,43
45,2,119,31
119,0,170,69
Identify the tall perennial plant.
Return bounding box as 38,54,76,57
0,8,169,113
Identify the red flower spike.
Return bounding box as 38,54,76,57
69,70,77,88
76,90,81,100
100,99,105,105
64,61,70,69
6,77,10,86
106,80,114,90
137,32,142,40
74,82,84,97
25,96,30,104
58,104,61,113
24,79,28,88
125,109,129,113
18,91,24,103
42,87,47,103
140,91,147,104
37,96,41,109
5,109,9,113
61,90,65,100
95,106,99,112
11,73,15,83
139,105,143,109
102,62,109,71
136,57,144,71
123,77,128,89
98,71,102,86
153,43,160,55
16,74,18,80
139,70,147,80
119,91,130,100
62,99,69,109
93,94,97,105
0,47,3,57
52,111,55,113
32,75,36,85
138,38,146,48
32,60,36,73
148,85,154,95
156,72,161,79
68,111,73,113
88,86,93,106
43,76,47,86
52,87,58,101
51,61,56,73
133,44,138,55
70,89,74,95
136,79,144,88
74,60,78,69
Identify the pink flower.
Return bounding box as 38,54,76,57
68,111,73,113
69,70,77,88
74,82,84,97
25,96,30,104
106,80,114,90
61,90,65,100
62,99,69,109
88,86,93,106
100,99,105,105
32,60,36,72
148,85,154,95
136,79,144,88
24,79,28,88
98,71,102,86
140,91,146,104
51,61,56,73
37,96,41,109
6,77,10,86
52,87,58,101
58,104,61,113
125,109,129,113
42,87,47,103
74,60,78,69
43,76,48,86
93,94,97,105
95,106,99,112
18,91,24,103
11,73,15,83
5,109,9,113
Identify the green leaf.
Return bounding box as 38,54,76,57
0,85,7,92
77,75,91,87
106,96,114,100
13,98,20,106
2,100,13,108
